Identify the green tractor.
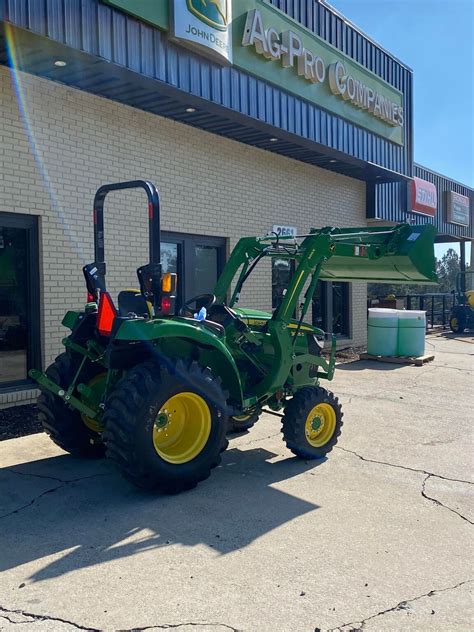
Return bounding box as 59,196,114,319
449,270,474,333
30,181,437,493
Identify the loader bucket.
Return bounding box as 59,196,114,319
318,224,438,284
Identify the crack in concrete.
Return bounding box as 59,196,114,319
236,431,281,447
0,605,100,630
0,471,112,520
333,389,442,409
421,474,474,525
6,468,111,484
323,578,474,631
121,624,240,631
336,446,474,485
336,447,473,524
428,364,473,373
0,483,65,520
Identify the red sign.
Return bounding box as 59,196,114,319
412,177,437,217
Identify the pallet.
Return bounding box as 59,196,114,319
359,353,435,367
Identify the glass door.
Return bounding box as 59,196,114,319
194,245,220,297
312,280,350,338
162,232,225,309
0,213,40,387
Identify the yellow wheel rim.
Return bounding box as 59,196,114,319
232,414,251,423
152,392,211,464
304,403,336,447
451,317,458,330
81,374,106,433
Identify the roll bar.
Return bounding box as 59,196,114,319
83,180,162,308
93,180,161,264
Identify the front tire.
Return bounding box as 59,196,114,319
228,411,260,434
37,352,106,458
103,360,228,493
282,386,343,459
449,314,465,333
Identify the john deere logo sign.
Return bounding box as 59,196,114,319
187,0,229,30
172,0,232,63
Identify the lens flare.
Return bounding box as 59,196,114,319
4,23,86,262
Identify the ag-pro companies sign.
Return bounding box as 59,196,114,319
103,0,404,145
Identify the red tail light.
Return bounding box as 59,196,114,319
161,296,172,315
97,292,117,336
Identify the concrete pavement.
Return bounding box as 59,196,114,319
0,333,473,631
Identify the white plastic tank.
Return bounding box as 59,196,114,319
397,310,426,357
367,308,399,356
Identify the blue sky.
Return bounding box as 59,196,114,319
329,0,473,262
329,0,473,187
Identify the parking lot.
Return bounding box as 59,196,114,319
0,333,473,632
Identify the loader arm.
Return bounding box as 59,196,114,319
212,222,437,403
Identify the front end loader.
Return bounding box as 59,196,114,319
30,180,437,493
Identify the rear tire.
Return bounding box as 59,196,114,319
103,359,228,493
281,386,343,460
37,352,105,458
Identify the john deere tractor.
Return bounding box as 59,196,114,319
30,181,437,493
449,270,474,333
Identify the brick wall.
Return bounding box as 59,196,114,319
0,66,367,405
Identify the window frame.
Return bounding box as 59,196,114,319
162,231,226,309
312,280,352,340
0,212,41,391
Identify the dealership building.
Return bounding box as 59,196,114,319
0,0,472,406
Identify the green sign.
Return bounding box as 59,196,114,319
447,191,470,226
234,1,403,145
103,0,169,30
103,0,404,145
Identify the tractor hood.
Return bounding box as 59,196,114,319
234,308,272,321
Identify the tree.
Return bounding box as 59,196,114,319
368,248,464,299
436,248,461,293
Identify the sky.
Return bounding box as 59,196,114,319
328,0,473,263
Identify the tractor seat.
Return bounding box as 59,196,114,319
118,289,152,318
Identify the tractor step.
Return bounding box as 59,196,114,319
359,353,435,367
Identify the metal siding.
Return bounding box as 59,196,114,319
2,0,413,178
374,165,473,239
81,0,97,55
28,0,46,35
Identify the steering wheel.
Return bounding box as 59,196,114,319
180,293,217,318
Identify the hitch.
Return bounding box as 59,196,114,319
29,369,99,419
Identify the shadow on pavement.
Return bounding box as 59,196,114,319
0,446,322,582
436,331,474,342
336,360,404,371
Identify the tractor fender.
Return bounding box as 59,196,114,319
114,318,244,405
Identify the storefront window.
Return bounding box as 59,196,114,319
312,280,326,330
272,258,295,311
161,233,225,306
312,281,350,338
332,282,350,337
0,215,40,386
195,246,218,297
161,242,178,274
